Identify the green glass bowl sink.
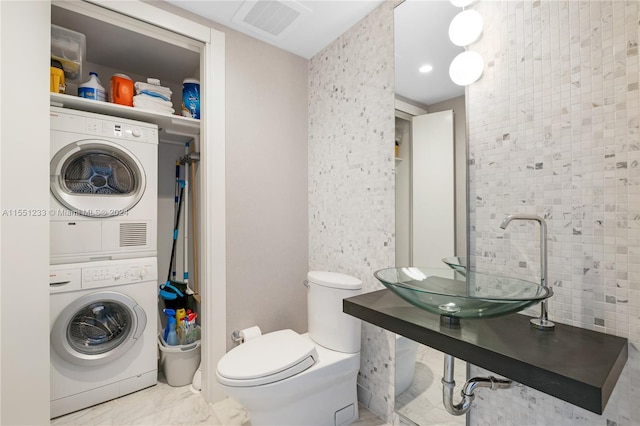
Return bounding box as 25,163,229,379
374,267,551,322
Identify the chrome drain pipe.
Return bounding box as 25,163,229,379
441,355,513,416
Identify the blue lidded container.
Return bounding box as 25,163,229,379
181,78,200,119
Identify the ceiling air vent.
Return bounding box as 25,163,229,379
232,1,311,40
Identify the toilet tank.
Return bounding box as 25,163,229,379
307,271,362,354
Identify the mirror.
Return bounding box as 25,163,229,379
393,1,468,425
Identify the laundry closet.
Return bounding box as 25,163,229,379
48,0,227,414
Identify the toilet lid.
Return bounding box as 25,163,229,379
216,329,318,387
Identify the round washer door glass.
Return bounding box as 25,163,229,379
51,291,147,366
68,300,133,355
50,140,147,217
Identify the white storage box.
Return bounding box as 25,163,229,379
158,333,201,387
51,24,86,81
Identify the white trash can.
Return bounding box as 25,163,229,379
158,333,201,387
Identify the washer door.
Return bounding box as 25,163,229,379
50,139,146,218
51,291,147,366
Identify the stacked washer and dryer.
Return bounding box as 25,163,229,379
49,107,159,418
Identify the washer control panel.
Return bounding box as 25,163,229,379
50,257,158,294
82,259,158,290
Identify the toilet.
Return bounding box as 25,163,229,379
216,271,363,426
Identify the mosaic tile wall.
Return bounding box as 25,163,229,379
467,1,640,424
308,1,396,421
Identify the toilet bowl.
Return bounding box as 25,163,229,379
216,271,363,426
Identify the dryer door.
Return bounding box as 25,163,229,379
51,291,147,366
50,139,146,218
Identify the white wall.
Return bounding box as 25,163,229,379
0,1,51,424
223,29,309,347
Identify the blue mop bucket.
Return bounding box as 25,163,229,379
159,281,196,312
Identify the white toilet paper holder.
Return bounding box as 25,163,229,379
231,330,244,344
232,326,262,345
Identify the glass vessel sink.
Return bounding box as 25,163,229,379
442,256,467,275
374,267,551,324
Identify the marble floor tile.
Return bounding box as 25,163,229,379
394,345,466,426
51,373,389,426
353,406,392,426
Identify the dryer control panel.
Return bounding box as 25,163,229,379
50,106,158,144
85,119,157,144
50,257,158,294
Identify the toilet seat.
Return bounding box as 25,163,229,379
216,329,318,387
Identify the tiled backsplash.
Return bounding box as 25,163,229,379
308,1,396,421
468,1,639,424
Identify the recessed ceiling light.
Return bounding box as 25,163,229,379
419,64,433,73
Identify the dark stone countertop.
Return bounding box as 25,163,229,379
344,289,628,415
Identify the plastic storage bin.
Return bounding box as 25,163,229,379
158,332,201,387
51,24,86,81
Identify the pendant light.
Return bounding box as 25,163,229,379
447,1,484,86
449,51,484,86
448,10,483,47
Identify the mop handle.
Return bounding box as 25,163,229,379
167,182,185,283
170,162,181,280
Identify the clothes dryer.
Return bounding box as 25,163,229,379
49,257,158,418
50,107,157,264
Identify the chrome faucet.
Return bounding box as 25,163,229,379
500,214,555,330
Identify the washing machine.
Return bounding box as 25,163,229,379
49,257,158,418
50,107,158,264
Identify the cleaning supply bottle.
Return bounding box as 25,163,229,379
166,316,178,346
163,308,176,342
181,78,200,119
78,72,106,101
175,308,186,342
184,312,198,344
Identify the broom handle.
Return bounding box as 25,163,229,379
191,157,199,295
167,184,185,282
